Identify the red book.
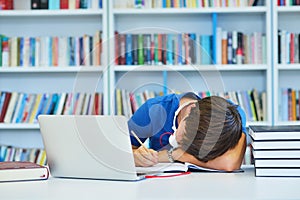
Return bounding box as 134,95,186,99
75,0,80,8
0,0,4,10
157,34,162,64
114,31,119,65
0,161,49,182
52,37,59,66
119,34,126,65
60,0,69,9
184,33,190,64
5,0,13,10
93,93,99,115
0,92,12,122
290,33,295,64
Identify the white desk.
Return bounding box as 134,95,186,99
1,166,300,200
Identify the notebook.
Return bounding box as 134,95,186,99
38,115,149,181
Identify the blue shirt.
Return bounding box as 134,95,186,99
128,93,247,151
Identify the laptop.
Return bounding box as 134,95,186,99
38,115,147,181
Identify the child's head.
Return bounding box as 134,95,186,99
181,96,242,162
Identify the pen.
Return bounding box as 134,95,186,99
130,130,150,152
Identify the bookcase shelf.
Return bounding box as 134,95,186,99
113,7,267,14
274,121,300,126
109,0,272,127
0,67,104,73
0,123,39,130
0,0,281,149
0,1,109,148
277,6,300,12
114,64,268,72
272,1,300,125
0,9,103,16
276,64,300,70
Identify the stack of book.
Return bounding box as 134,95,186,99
249,125,300,177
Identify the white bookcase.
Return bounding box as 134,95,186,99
272,1,300,125
0,4,109,148
0,0,274,149
108,0,272,126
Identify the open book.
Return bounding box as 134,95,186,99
136,162,243,174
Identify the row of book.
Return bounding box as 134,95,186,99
115,88,266,122
280,88,300,121
0,145,47,166
0,0,103,10
278,0,300,6
199,89,267,122
0,31,102,67
115,29,266,66
0,91,104,124
114,0,262,9
278,30,300,64
250,125,300,177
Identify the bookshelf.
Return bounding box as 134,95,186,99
0,1,108,148
108,0,272,127
272,1,300,125
0,0,273,151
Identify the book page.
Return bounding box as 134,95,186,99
136,162,188,173
136,162,244,173
185,162,244,173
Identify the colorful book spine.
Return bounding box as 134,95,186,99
138,34,144,65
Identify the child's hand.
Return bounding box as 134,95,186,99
133,146,158,167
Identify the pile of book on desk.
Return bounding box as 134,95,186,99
249,125,300,177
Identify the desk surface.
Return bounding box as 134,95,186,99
1,166,300,200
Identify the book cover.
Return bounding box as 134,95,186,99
251,140,300,150
1,36,9,67
119,34,126,65
0,92,12,122
125,34,133,65
48,0,60,10
221,30,228,64
138,34,144,65
28,94,42,123
254,158,300,168
227,31,233,64
87,93,95,115
255,168,300,177
54,93,67,115
3,92,19,123
60,0,69,9
249,125,300,140
31,0,40,9
0,161,49,182
40,0,49,9
131,34,138,65
200,35,212,65
253,150,300,159
251,89,263,121
232,31,238,64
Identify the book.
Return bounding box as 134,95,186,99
249,125,300,140
255,168,300,177
254,159,300,168
251,140,300,150
253,149,300,159
0,161,49,182
0,92,12,122
3,92,19,123
136,162,243,174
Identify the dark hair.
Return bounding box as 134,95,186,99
181,92,200,101
181,96,242,162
